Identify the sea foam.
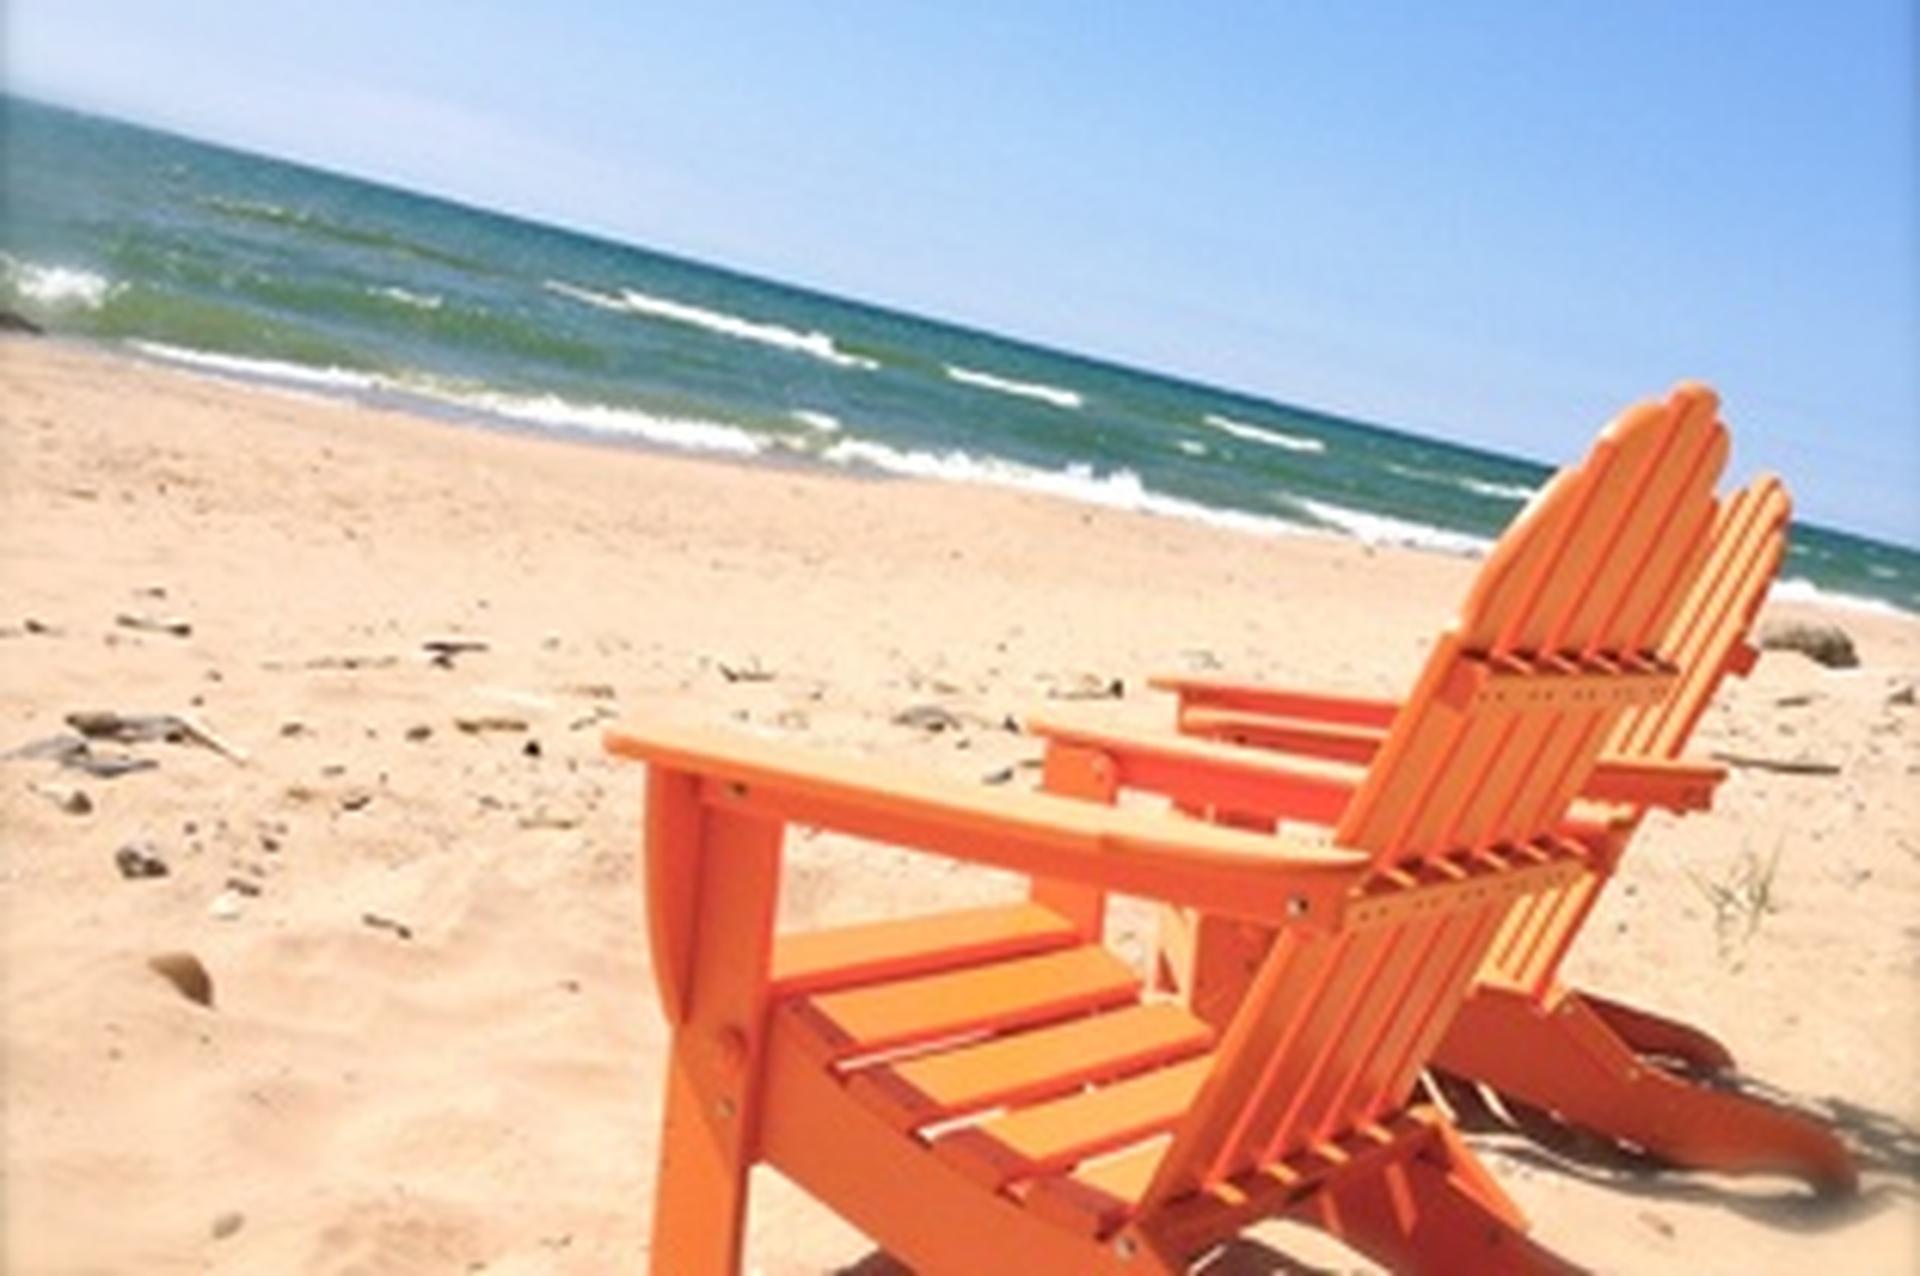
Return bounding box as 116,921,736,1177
435,389,767,456
545,279,877,370
1770,578,1915,618
2,255,120,310
369,285,443,310
1386,462,1537,503
944,365,1084,410
1202,413,1325,453
1289,495,1493,557
820,437,1304,536
129,341,383,391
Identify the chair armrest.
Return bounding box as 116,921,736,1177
1583,756,1727,813
1178,708,1386,766
1025,715,1357,827
1147,674,1401,728
606,722,1369,929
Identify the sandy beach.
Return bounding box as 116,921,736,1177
3,338,1915,1274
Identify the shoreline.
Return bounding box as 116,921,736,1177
51,333,1920,603
3,336,1915,1273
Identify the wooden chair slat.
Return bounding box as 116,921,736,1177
848,1002,1213,1128
796,945,1139,1061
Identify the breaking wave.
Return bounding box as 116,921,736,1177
1202,413,1325,453
791,410,842,433
1769,578,1914,618
129,341,383,390
369,284,443,310
2,255,121,309
1288,495,1493,557
424,388,767,456
944,365,1083,410
1386,462,1537,502
819,437,1304,536
544,279,877,369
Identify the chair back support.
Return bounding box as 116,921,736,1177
1137,385,1730,1209
1475,473,1789,996
1612,475,1789,759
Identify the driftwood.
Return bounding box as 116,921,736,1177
1709,750,1841,776
64,711,249,763
717,659,774,683
422,637,489,668
115,613,193,638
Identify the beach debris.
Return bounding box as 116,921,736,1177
1757,619,1858,669
1888,683,1916,708
338,787,374,812
208,889,245,921
981,765,1016,786
893,703,963,733
148,951,214,1007
114,841,170,879
1709,750,1842,776
1178,648,1224,671
5,731,156,778
422,636,489,668
224,875,263,898
559,682,617,700
1773,692,1817,708
568,706,617,731
717,658,774,683
210,1211,246,1241
455,713,528,734
29,781,93,815
522,738,543,758
404,723,433,742
114,612,192,638
518,808,581,830
0,309,45,335
361,912,414,941
64,710,249,763
68,745,157,778
1046,673,1126,701
279,721,308,737
291,653,399,671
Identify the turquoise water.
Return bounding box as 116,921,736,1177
5,97,1915,614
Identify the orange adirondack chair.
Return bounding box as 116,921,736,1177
604,390,1728,1273
1110,397,1854,1192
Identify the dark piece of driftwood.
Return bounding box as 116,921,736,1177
1709,750,1841,776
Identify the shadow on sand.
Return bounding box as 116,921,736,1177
1434,1067,1920,1232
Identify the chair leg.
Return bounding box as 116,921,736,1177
650,1042,755,1276
1309,1121,1581,1275
1437,985,1856,1194
1580,988,1736,1072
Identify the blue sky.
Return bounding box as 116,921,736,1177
9,1,1916,543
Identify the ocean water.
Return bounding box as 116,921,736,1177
5,97,1915,615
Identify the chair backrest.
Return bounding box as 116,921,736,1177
1610,474,1789,760
1474,474,1788,997
1137,385,1729,1209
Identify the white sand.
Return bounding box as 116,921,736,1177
3,340,1915,1273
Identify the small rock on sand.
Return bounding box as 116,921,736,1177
114,841,169,879
1758,618,1859,669
31,782,93,815
209,1211,245,1240
114,613,193,638
147,951,214,1007
893,703,963,733
454,714,528,734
